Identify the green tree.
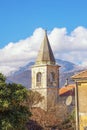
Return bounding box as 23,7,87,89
0,73,31,130
0,73,6,83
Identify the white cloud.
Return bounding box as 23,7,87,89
0,26,87,75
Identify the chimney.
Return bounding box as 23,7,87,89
65,78,69,87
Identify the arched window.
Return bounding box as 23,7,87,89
36,72,42,86
50,72,55,82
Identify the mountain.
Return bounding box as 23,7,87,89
6,59,85,88
56,59,76,72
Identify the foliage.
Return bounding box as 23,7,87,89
61,109,76,129
0,73,31,130
0,73,6,83
26,90,44,109
69,109,75,121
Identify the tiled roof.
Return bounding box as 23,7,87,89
59,84,75,96
72,70,87,79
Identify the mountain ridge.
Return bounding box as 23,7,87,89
6,59,85,88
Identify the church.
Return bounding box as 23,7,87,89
31,30,87,129
31,30,60,110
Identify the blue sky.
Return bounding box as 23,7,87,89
0,0,87,48
0,0,87,75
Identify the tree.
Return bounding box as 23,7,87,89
26,90,44,109
0,73,6,83
0,73,31,130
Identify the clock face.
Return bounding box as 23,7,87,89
66,96,72,106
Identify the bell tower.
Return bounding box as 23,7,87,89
31,30,60,110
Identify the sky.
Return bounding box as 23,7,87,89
0,0,87,75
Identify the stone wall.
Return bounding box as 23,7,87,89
31,64,59,111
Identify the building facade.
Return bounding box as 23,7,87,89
31,30,60,110
59,84,75,111
72,70,87,130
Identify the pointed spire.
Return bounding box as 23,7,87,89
35,30,55,65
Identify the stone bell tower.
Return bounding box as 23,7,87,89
31,30,60,110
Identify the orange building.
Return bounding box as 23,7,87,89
59,84,75,112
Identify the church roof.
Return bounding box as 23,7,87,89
35,30,55,65
72,70,87,79
59,84,75,96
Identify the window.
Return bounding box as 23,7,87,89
50,72,55,82
36,72,42,86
